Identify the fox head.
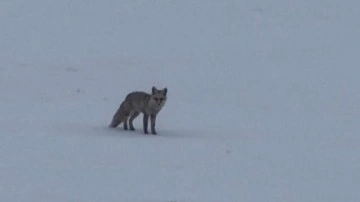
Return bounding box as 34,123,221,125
149,86,167,108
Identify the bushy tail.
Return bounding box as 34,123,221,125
109,103,126,128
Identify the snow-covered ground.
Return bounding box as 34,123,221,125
1,1,359,201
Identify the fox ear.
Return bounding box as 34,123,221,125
152,86,157,94
163,87,167,96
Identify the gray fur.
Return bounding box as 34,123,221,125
109,86,167,135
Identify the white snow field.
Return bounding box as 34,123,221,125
1,0,359,202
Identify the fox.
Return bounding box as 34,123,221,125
109,86,167,135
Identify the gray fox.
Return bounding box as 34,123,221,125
109,86,167,135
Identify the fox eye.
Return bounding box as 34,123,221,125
159,98,163,102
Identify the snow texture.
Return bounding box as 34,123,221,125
1,0,359,202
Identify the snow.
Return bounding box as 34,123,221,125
1,0,360,202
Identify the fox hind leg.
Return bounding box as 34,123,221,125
129,111,140,131
123,115,129,130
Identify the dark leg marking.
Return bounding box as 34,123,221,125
150,114,157,135
143,114,149,134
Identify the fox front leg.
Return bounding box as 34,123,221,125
150,114,157,135
143,114,149,134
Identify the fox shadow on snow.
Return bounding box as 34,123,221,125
105,126,214,139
